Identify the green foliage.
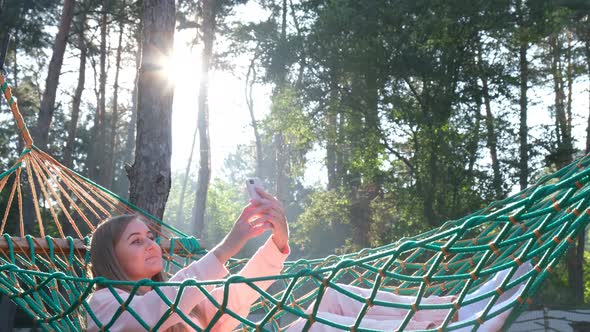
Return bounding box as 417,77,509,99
0,0,60,53
202,178,245,246
165,175,245,246
164,170,196,233
263,86,314,178
369,191,432,248
291,188,351,257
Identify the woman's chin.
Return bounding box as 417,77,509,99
148,262,163,273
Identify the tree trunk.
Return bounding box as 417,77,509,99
63,24,87,169
12,34,18,89
34,0,75,149
191,0,216,237
479,50,502,199
518,19,529,191
88,50,101,177
177,124,197,225
275,134,289,202
550,33,572,166
246,55,263,178
120,26,142,199
274,0,290,203
566,33,573,139
467,98,481,178
586,39,590,153
336,111,345,184
289,0,306,89
128,0,175,221
97,0,108,185
13,34,24,154
326,69,338,190
88,0,109,183
106,18,125,190
356,69,380,248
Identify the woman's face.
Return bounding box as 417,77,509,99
114,218,163,281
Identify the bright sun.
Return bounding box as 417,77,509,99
162,41,202,91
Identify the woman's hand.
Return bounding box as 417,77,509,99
252,187,289,253
212,188,289,263
213,202,274,264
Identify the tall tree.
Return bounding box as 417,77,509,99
120,20,142,199
128,0,175,220
480,60,503,199
105,9,126,189
88,0,110,185
34,0,75,149
63,14,87,169
516,1,530,191
245,54,263,178
191,0,217,237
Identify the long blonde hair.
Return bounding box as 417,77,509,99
90,215,191,331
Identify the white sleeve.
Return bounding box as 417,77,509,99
86,250,229,331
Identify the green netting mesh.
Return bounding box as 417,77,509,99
1,72,589,331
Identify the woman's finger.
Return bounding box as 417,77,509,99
249,218,273,236
247,201,285,218
265,210,285,224
240,204,270,223
255,187,281,204
249,218,271,228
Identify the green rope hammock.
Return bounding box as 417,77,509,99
1,70,589,331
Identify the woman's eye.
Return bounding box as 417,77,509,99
132,239,141,245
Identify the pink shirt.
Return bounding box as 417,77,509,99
87,238,289,332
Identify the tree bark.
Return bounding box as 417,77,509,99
120,25,142,199
274,0,290,203
105,18,125,190
246,55,263,178
586,39,590,153
12,34,18,89
326,69,338,190
97,0,108,184
13,34,24,154
128,0,175,222
467,98,481,178
88,0,109,184
478,48,502,199
566,33,573,138
518,13,529,191
63,23,87,169
34,0,75,149
550,33,573,167
191,0,216,237
177,123,197,225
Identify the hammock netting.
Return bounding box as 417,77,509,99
1,70,589,332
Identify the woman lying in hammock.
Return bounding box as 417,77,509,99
87,187,530,332
87,187,289,332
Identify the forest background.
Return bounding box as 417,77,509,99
1,0,590,311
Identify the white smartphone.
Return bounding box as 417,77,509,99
246,178,264,200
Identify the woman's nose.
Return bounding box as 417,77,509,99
146,238,158,250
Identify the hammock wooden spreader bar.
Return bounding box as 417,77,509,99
0,236,204,255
